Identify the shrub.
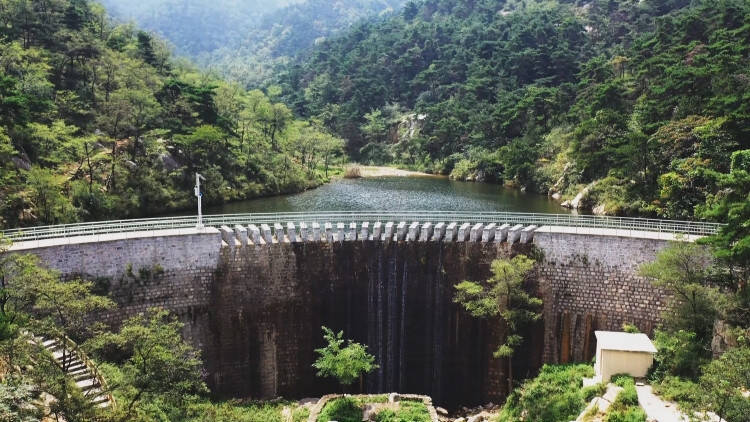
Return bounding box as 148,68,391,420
604,407,647,422
449,159,476,181
343,165,362,179
496,364,594,422
582,383,606,401
317,397,362,422
649,330,707,380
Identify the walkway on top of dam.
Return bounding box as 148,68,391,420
5,211,715,251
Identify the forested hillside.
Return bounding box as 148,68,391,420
278,0,750,219
97,0,301,55
100,0,406,87
0,0,345,229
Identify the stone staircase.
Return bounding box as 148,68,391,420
31,334,114,409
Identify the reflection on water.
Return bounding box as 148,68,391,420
200,176,568,215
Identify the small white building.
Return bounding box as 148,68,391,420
594,331,658,383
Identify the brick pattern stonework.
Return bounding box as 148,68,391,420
533,231,673,363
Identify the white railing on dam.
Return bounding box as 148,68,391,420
0,211,723,242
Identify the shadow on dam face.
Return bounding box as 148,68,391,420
206,241,543,409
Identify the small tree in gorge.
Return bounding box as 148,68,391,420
313,326,377,392
454,255,541,392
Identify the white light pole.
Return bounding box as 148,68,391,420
194,173,206,228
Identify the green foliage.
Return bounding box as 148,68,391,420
650,330,707,380
496,364,594,422
0,0,345,229
275,0,750,216
185,399,307,422
610,376,639,409
651,376,701,410
698,343,750,421
374,401,430,422
604,407,647,422
454,255,541,359
312,326,377,388
86,308,207,421
0,378,42,422
639,242,723,350
317,397,362,422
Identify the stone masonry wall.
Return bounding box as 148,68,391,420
533,231,673,364
11,226,679,408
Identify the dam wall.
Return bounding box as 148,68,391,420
9,223,677,408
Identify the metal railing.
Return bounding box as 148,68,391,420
1,211,723,242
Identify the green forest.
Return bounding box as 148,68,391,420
278,0,750,219
100,0,406,87
0,0,346,229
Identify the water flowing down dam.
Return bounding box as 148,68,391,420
6,213,716,408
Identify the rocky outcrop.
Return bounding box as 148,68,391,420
561,181,598,210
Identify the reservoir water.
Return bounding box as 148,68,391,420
203,175,569,215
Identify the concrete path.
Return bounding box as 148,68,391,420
636,384,725,422
636,384,689,422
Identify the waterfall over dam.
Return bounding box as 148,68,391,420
9,220,682,408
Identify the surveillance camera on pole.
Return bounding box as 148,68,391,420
195,173,206,228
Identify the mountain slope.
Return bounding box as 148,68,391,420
0,0,344,229
277,0,750,219
100,0,407,87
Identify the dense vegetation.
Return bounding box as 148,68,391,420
641,239,750,421
0,0,345,229
278,0,750,218
101,0,406,88
495,363,602,422
0,238,312,421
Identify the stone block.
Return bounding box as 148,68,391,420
520,225,538,244
507,224,524,244
347,222,357,241
384,222,395,241
299,223,309,242
432,222,446,241
445,222,457,242
420,222,433,242
324,223,333,242
234,225,248,246
360,222,369,240
312,223,322,242
482,223,496,243
248,224,261,244
220,225,235,247
469,223,484,242
396,222,407,241
336,223,345,242
457,223,471,242
372,222,382,240
407,222,420,241
274,223,286,243
495,223,510,243
260,224,273,244
287,222,297,243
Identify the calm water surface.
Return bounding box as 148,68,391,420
202,176,568,215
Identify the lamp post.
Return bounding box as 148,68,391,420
194,173,206,228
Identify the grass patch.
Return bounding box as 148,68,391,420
604,407,647,422
374,401,430,422
496,363,595,422
317,397,363,422
186,400,292,422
